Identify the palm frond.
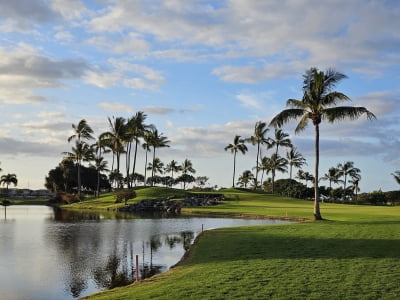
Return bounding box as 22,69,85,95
294,114,310,134
269,109,305,128
323,106,376,123
286,99,306,109
322,92,351,107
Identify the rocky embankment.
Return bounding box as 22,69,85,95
118,194,225,213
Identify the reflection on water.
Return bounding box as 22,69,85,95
0,205,290,300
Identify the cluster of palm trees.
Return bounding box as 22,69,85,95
321,161,362,201
0,162,18,193
62,113,200,196
225,125,307,193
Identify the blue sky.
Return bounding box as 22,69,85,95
0,0,399,192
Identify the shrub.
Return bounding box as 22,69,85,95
115,189,136,205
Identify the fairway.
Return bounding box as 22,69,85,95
81,188,400,300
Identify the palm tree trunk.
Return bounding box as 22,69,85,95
314,124,322,220
144,150,148,187
132,140,138,186
232,151,237,187
255,142,260,189
77,161,81,198
126,142,132,188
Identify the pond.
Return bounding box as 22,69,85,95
0,205,291,300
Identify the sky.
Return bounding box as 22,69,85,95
0,0,399,192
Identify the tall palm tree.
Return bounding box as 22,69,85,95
68,119,94,144
165,160,182,180
269,67,375,220
224,135,248,187
264,153,288,193
147,128,170,181
392,171,400,185
247,121,269,188
127,112,152,187
68,119,94,196
100,117,126,175
0,173,18,191
286,147,307,180
142,130,152,186
181,159,196,190
268,128,292,156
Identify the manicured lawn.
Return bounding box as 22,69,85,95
78,188,400,300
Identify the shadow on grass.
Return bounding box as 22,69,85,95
187,226,400,265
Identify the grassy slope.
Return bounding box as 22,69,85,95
81,188,400,300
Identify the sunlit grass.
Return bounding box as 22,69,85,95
81,188,400,300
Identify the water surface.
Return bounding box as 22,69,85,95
0,205,290,299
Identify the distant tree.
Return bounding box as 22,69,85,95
90,155,109,197
0,173,18,191
270,67,375,219
237,170,254,188
286,147,307,180
67,119,94,196
147,128,170,180
225,135,248,187
180,159,196,190
337,161,361,199
268,128,292,156
147,157,164,185
165,160,182,181
100,117,126,174
247,121,269,188
196,176,209,189
264,154,288,193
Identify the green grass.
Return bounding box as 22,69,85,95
78,187,400,300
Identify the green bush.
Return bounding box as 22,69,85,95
115,189,136,205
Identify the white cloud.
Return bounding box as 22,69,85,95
236,93,262,110
143,106,174,115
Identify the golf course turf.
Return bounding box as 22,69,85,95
79,188,400,300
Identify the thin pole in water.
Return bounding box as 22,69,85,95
135,255,139,282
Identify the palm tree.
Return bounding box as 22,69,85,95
147,157,164,176
286,147,307,180
224,135,248,187
268,128,292,156
142,130,152,186
349,177,361,203
100,117,126,175
125,112,152,188
0,173,18,191
165,160,182,181
269,67,376,220
90,155,109,197
321,167,343,202
337,161,361,194
63,141,94,196
147,128,170,181
264,153,288,193
181,159,196,190
237,170,254,188
68,119,94,144
68,119,94,196
247,121,269,188
392,171,400,185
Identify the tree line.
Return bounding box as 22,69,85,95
45,113,207,197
